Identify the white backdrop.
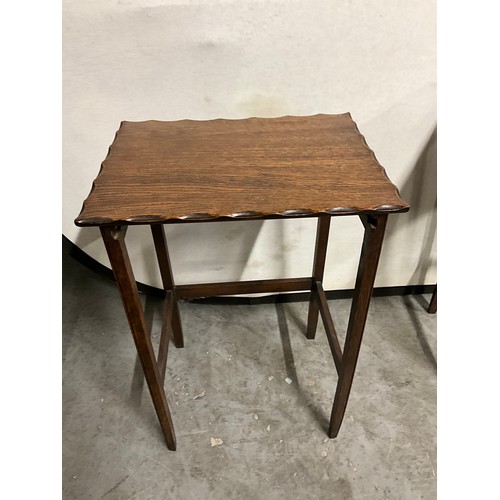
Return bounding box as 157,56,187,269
63,0,436,290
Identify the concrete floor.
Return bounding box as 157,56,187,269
62,249,436,500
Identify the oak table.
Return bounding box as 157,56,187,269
75,113,409,450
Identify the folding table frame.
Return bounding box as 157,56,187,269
76,114,409,450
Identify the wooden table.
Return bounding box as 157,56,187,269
75,113,409,450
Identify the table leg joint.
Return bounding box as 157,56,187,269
108,224,128,240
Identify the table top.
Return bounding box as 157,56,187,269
75,113,409,226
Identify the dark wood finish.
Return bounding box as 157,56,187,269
176,277,313,299
75,114,409,227
157,291,173,382
306,216,331,339
315,281,343,374
99,226,176,450
75,114,409,449
329,214,388,438
150,224,184,348
428,285,437,314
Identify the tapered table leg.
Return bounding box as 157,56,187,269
150,224,184,348
306,216,331,339
329,214,388,438
100,226,177,450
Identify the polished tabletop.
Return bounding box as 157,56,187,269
75,113,409,226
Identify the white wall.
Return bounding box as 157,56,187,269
63,0,436,290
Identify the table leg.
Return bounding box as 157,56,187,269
150,224,184,348
329,214,388,438
306,215,331,339
100,226,177,450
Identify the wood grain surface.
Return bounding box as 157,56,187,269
75,113,409,226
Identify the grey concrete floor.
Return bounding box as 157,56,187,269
63,250,436,500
